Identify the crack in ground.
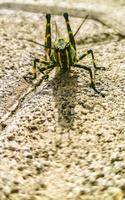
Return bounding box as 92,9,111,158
0,75,48,131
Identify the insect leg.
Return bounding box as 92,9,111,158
24,59,50,81
38,63,55,79
38,63,55,74
45,14,51,60
63,13,76,50
74,63,104,97
78,49,105,70
23,58,40,81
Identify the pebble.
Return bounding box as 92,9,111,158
108,187,123,200
33,160,44,172
3,185,11,197
8,141,19,151
23,151,33,159
7,133,15,141
114,162,125,173
110,152,123,163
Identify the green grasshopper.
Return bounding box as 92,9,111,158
25,13,105,96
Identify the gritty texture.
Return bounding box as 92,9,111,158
0,1,125,200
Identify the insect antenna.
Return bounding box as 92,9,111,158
54,21,60,39
65,15,88,46
74,15,88,37
26,39,55,49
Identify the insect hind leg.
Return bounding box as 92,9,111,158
45,14,51,60
63,13,76,50
78,49,105,70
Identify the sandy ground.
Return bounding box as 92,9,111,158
0,1,125,200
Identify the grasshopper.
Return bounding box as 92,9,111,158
24,13,104,96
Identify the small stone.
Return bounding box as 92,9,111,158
1,122,7,129
114,162,125,173
119,180,125,191
11,187,19,193
7,134,15,141
3,185,11,197
23,151,33,159
33,160,44,172
73,185,86,196
111,152,122,163
8,141,19,151
108,187,123,200
81,108,89,115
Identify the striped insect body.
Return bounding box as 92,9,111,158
51,38,76,70
24,13,105,97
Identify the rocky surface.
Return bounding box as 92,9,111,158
0,1,125,200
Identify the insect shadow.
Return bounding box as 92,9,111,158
49,68,78,129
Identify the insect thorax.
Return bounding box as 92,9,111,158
51,38,76,70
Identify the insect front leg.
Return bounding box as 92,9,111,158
74,63,105,97
23,58,50,82
45,14,52,61
23,58,40,81
38,63,55,75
